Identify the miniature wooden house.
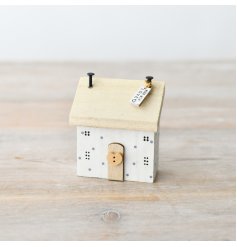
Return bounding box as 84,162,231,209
69,74,165,183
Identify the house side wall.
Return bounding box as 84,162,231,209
76,126,156,183
153,128,159,180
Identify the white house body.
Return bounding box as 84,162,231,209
77,126,159,183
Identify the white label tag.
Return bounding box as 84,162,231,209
130,87,151,106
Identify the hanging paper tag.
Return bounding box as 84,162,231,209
130,86,152,107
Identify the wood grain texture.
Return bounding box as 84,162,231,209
69,77,165,132
0,61,235,240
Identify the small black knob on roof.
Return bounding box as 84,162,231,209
87,72,95,88
146,76,154,82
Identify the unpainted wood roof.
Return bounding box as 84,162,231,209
69,77,165,132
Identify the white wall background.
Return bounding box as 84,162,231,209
0,5,235,61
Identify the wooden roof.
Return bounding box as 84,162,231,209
69,77,165,132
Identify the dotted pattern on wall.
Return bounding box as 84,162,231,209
85,151,90,160
143,136,149,142
144,157,149,165
77,127,156,183
81,131,90,136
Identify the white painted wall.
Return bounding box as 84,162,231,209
0,6,235,61
77,126,156,183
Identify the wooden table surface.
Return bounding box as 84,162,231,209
0,62,235,240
